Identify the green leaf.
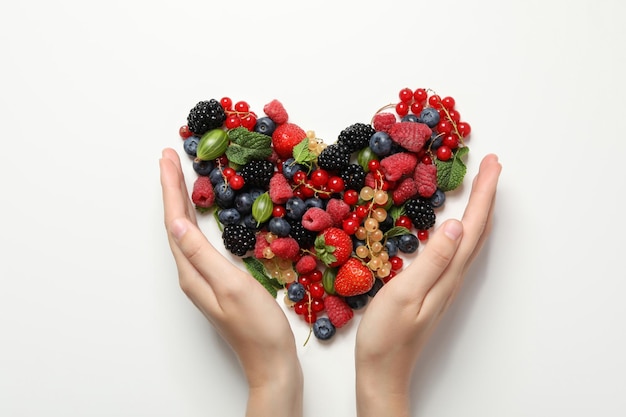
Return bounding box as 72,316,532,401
314,234,337,267
435,146,469,191
384,226,411,238
292,138,317,167
242,257,282,298
389,205,405,222
225,127,272,165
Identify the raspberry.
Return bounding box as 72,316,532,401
270,237,300,260
388,121,431,152
191,176,215,208
372,112,397,133
364,172,377,189
413,162,438,198
301,207,334,232
263,99,289,124
268,172,294,204
254,232,270,259
380,152,418,181
324,295,354,328
325,198,351,227
295,254,318,274
392,177,418,205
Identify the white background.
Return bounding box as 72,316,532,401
1,1,625,416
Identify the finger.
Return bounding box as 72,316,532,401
161,148,197,223
388,218,464,304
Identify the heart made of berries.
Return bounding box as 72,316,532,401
177,88,472,342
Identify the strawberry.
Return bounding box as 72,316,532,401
334,257,375,297
271,122,307,159
314,227,352,268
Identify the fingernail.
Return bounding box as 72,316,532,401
443,220,462,240
171,218,187,240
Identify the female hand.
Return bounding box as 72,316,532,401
355,154,502,417
159,148,303,417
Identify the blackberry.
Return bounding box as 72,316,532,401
339,163,366,191
222,224,256,256
187,99,227,135
317,143,351,172
287,218,316,249
404,197,436,230
240,159,275,188
337,123,376,153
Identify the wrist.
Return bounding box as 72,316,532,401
356,365,410,417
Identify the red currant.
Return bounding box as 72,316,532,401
342,218,360,235
413,88,427,103
179,125,193,139
395,101,409,117
457,122,471,138
301,183,315,198
355,205,369,219
441,96,456,110
225,114,241,129
442,134,459,149
417,230,429,241
272,205,286,218
389,256,403,271
410,101,424,115
307,270,323,283
222,167,236,179
368,160,380,172
327,176,345,193
343,189,359,205
234,101,249,113
309,283,325,298
428,94,442,108
421,155,433,165
436,120,453,135
294,300,307,315
436,145,452,161
395,215,412,229
311,298,325,313
310,169,329,187
304,311,317,324
228,174,245,190
298,275,311,288
240,114,257,130
293,171,307,184
220,97,233,110
447,109,461,123
398,87,413,103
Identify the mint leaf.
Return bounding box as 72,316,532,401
384,226,411,238
292,138,317,168
225,127,272,165
242,257,282,298
389,204,405,222
435,146,469,191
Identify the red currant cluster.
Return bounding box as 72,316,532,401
220,97,258,131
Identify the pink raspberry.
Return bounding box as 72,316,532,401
254,232,270,259
301,207,334,232
295,254,318,274
325,198,351,227
372,112,396,133
388,122,431,152
269,172,293,204
392,177,418,205
413,162,438,198
270,237,300,260
324,295,354,328
191,176,214,208
364,172,377,189
263,99,289,124
380,152,418,181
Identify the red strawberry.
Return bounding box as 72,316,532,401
271,122,307,159
334,257,375,297
191,176,214,208
314,227,352,268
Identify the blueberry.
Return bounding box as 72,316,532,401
352,237,366,251
379,215,394,233
285,197,306,220
209,167,224,185
305,197,324,210
427,133,444,150
183,136,200,157
369,131,393,156
254,116,276,136
282,158,304,180
287,282,306,302
313,317,336,340
419,108,440,128
397,233,419,254
385,238,399,258
345,293,369,309
214,183,235,208
249,188,265,201
268,217,291,237
193,159,214,176
218,208,241,225
235,192,254,214
242,214,263,230
401,114,420,123
430,189,446,208
367,279,384,297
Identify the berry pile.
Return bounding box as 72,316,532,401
178,88,472,342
